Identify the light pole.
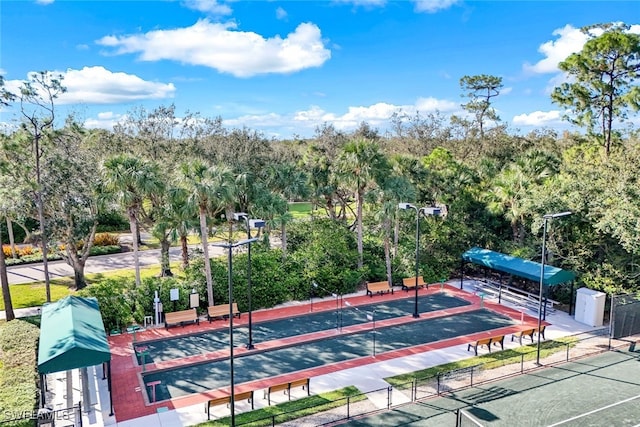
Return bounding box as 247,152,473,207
399,203,442,318
212,237,257,427
536,211,572,366
233,213,265,350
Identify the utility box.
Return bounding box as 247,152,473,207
575,287,606,327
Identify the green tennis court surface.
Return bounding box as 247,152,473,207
141,308,513,402
136,293,471,363
342,349,640,426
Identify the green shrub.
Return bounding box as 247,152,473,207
0,319,39,427
78,278,133,333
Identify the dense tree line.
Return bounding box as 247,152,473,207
0,23,639,322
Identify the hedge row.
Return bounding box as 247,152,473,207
0,319,40,427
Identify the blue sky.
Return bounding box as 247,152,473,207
1,1,638,139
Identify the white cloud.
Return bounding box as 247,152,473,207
84,111,127,130
226,97,459,134
415,97,457,112
513,110,563,126
276,6,288,20
97,20,331,78
5,67,175,105
332,0,387,7
524,25,589,74
35,0,54,5
412,0,459,13
182,0,232,15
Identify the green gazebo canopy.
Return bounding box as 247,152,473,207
38,296,111,374
462,247,575,287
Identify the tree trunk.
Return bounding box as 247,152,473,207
73,260,87,290
356,188,364,270
384,216,392,285
281,221,287,260
393,214,400,258
180,234,189,269
0,229,15,321
128,207,141,287
200,207,214,306
136,220,143,246
159,236,173,277
36,190,52,302
6,217,17,259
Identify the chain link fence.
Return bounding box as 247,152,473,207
229,330,637,426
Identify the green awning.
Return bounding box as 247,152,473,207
462,247,576,287
38,296,111,374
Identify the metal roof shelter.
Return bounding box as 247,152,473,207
38,296,113,415
462,247,576,287
460,247,577,318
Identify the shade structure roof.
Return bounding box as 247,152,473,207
38,296,111,374
462,247,576,287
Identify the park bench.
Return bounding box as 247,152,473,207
467,335,505,356
402,276,427,291
264,378,310,405
164,308,199,329
366,281,393,297
207,303,241,322
205,390,254,419
511,325,546,345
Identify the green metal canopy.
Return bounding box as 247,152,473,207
462,247,576,287
38,296,111,374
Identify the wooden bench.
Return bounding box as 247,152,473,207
366,281,393,297
511,325,546,345
402,276,427,291
205,391,254,419
264,378,310,405
164,308,199,329
467,335,505,356
207,303,241,322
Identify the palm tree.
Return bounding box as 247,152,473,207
374,175,416,284
179,161,234,306
335,139,388,269
101,155,164,286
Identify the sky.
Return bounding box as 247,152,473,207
1,0,638,139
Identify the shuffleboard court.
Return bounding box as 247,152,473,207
141,308,513,402
136,293,471,363
341,349,640,426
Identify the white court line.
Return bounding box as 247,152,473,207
547,393,640,426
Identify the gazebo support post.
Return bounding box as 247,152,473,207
569,281,574,315
39,373,46,407
108,361,114,416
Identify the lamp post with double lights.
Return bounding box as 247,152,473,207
536,211,572,366
398,203,442,318
212,237,257,427
233,213,265,350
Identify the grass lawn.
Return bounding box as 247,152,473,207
289,201,313,219
0,261,185,311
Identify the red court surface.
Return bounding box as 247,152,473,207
108,284,545,422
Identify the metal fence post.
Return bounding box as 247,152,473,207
387,386,392,409
347,396,351,419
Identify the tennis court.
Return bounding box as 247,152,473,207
342,348,640,426
140,306,514,402
135,293,471,363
